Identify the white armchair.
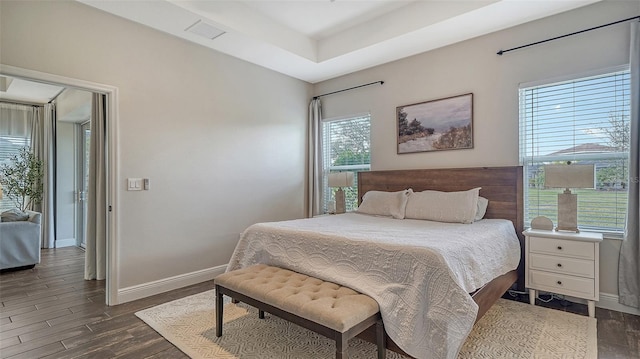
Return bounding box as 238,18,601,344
0,210,42,270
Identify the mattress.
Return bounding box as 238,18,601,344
227,213,521,359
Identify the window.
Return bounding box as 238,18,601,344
322,114,371,213
519,69,630,235
0,103,34,211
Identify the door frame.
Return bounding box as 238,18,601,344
1,64,120,305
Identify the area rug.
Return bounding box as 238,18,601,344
135,290,597,359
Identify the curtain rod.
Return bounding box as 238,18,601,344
497,15,640,56
313,80,384,100
0,100,43,107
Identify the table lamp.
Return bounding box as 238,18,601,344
544,163,595,232
328,172,354,214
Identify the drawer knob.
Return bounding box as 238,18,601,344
557,246,563,250
557,280,563,285
557,263,563,268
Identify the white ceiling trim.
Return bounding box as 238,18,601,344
78,0,600,84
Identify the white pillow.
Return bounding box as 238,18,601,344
405,188,481,224
475,196,489,221
356,189,412,219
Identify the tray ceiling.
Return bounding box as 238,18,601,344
79,0,599,83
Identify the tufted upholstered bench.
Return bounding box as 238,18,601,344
215,264,386,359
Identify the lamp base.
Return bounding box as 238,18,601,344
556,191,578,232
335,188,346,214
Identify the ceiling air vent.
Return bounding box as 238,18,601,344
185,20,226,40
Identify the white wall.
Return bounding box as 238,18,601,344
314,1,638,308
1,0,311,298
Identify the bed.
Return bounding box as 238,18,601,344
227,166,524,359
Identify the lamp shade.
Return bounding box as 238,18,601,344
544,164,595,189
328,172,354,188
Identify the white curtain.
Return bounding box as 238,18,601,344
29,106,42,213
307,98,323,217
0,102,32,137
40,104,56,248
84,93,107,280
619,20,640,309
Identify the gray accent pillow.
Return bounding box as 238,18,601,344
1,209,30,222
475,196,489,221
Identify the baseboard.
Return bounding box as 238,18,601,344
596,293,640,316
513,289,640,316
117,264,227,304
562,292,640,316
115,267,640,316
55,238,77,248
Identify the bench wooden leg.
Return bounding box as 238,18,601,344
258,309,265,319
376,319,386,359
337,332,346,359
215,285,223,337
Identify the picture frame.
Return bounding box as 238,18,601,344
397,93,473,154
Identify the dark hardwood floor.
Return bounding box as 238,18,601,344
0,247,202,358
1,247,638,358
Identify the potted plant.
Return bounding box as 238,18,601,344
0,147,44,271
0,147,44,212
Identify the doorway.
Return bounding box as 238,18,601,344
0,64,118,305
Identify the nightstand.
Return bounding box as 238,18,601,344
523,228,603,317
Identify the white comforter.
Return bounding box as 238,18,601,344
227,213,520,359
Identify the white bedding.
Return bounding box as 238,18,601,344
227,213,521,359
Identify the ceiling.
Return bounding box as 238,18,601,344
0,76,91,123
0,77,63,104
78,0,600,84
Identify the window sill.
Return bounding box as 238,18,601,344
524,226,624,240
580,230,623,241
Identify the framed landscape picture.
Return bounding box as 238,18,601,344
397,93,473,154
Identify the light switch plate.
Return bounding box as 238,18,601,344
127,178,143,191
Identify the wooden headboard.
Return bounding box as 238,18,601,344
358,166,523,233
358,166,525,290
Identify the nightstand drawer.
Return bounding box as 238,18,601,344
529,253,595,278
529,237,595,260
529,270,596,299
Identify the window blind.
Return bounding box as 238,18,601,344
322,115,371,213
519,69,630,234
0,136,31,211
